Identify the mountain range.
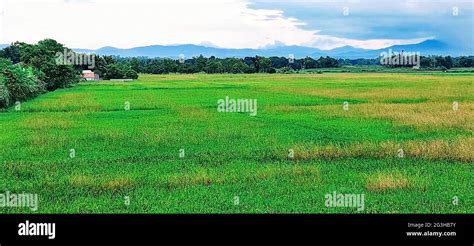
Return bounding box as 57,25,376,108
1,40,471,59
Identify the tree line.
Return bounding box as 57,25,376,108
1,38,473,109
0,39,80,108
337,56,474,69
94,55,339,75
0,39,139,108
94,54,473,76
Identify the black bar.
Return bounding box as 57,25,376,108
0,214,472,245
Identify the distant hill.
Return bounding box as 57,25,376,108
335,40,464,58
74,44,327,58
2,40,470,59
71,40,469,59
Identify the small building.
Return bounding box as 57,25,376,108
82,70,99,81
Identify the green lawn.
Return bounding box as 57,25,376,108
1,73,472,213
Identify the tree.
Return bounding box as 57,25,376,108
420,56,432,67
161,59,178,73
317,56,338,68
221,58,247,73
0,58,44,108
103,63,138,79
458,56,473,67
231,59,248,73
256,57,272,73
205,59,222,73
17,39,79,90
269,56,288,69
129,57,142,73
289,59,303,70
303,57,317,69
444,56,453,69
0,44,21,64
195,55,208,71
435,56,446,68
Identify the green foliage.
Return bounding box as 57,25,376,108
0,44,21,64
277,66,295,74
256,56,272,72
94,54,471,75
205,59,223,74
16,39,80,90
0,58,44,108
104,63,139,80
0,39,85,108
97,54,340,75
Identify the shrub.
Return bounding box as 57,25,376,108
125,69,138,80
277,67,294,74
104,63,138,80
0,58,44,108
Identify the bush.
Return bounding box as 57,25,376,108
0,58,44,108
125,69,139,80
277,66,294,74
104,63,138,80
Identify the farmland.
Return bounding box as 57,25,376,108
0,73,472,213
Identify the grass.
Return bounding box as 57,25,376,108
0,73,472,213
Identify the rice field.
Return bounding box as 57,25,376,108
0,73,472,213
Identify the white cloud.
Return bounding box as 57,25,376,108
0,0,429,50
304,34,433,50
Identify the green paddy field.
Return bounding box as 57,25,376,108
0,73,472,213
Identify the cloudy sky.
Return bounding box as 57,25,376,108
0,0,472,50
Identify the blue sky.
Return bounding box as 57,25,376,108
247,0,474,50
0,0,472,50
